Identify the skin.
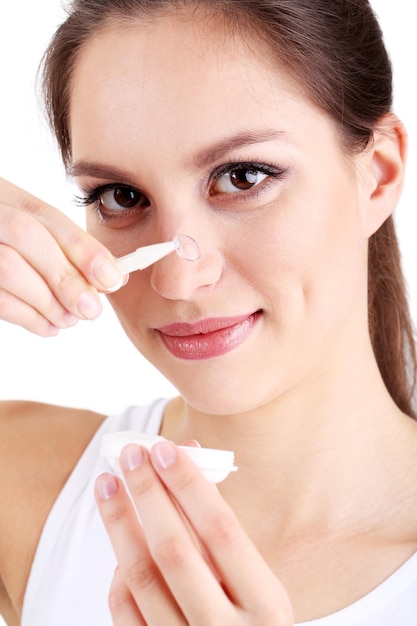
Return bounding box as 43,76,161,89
73,17,399,419
1,9,417,626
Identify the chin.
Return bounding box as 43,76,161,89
169,368,272,416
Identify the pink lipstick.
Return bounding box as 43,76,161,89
157,311,261,360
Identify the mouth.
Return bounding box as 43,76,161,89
156,311,262,360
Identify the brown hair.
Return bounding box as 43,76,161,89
40,0,417,416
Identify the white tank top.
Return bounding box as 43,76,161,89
21,399,417,625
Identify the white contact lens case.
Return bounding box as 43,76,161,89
100,432,238,484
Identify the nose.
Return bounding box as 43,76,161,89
150,239,223,300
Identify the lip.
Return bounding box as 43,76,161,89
156,311,261,360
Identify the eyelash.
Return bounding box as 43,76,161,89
74,160,289,220
74,183,145,208
209,160,288,199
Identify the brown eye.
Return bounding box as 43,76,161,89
214,167,268,193
99,186,148,211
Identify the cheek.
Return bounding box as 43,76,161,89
106,276,150,342
86,211,149,259
227,203,327,293
238,184,365,320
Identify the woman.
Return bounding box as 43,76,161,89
1,0,417,624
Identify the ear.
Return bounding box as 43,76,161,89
362,113,407,238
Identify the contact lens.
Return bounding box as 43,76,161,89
173,234,201,262
116,234,201,275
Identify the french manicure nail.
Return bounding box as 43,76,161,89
96,474,119,500
93,258,122,290
63,311,79,327
120,444,145,472
152,441,177,469
47,324,60,337
181,439,201,448
105,274,126,294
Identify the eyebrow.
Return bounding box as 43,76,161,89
188,129,287,170
68,128,287,181
68,161,134,182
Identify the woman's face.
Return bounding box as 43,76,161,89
69,12,373,415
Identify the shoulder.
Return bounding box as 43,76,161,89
0,398,105,445
0,400,106,491
0,400,106,616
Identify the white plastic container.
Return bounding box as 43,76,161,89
100,431,237,484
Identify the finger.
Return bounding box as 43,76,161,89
0,289,60,337
0,180,121,291
0,203,106,320
108,567,147,626
180,439,201,448
150,441,293,622
118,445,234,625
0,244,78,329
95,472,186,626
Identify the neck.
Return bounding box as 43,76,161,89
163,348,416,535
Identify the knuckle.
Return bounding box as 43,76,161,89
108,577,131,617
153,535,189,571
55,271,88,309
62,228,103,270
126,470,155,499
124,557,157,591
102,501,130,528
202,510,240,549
108,591,128,619
56,270,80,294
19,193,49,218
64,229,91,257
1,208,33,247
167,465,196,494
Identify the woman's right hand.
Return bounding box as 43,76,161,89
0,176,122,337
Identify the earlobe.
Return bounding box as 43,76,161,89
364,113,408,237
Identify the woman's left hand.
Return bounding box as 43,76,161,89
95,440,293,625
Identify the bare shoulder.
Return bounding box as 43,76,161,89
0,399,105,453
0,400,106,617
0,400,106,492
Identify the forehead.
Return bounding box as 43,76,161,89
71,16,299,117
72,10,282,88
68,12,336,169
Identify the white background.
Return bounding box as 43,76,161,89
0,1,415,410
0,0,177,416
0,1,415,620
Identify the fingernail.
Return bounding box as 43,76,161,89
93,257,122,290
182,439,201,448
96,473,119,500
120,444,145,472
77,291,102,319
105,274,126,294
54,312,78,330
47,324,60,337
63,311,79,327
152,441,177,469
